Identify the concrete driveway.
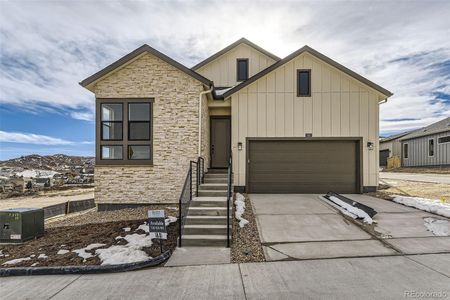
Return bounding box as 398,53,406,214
380,172,450,184
250,194,450,261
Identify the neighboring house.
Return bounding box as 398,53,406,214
80,38,392,208
400,117,450,167
379,132,410,167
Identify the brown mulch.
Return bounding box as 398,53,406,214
382,167,450,174
231,193,265,263
0,209,178,268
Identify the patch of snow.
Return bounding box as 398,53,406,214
393,196,450,218
60,244,66,247
136,222,149,233
122,227,131,232
167,206,178,211
30,254,36,258
165,216,177,226
72,243,106,261
235,193,249,228
38,254,48,259
329,196,373,224
96,233,152,265
424,218,450,236
0,250,3,258
2,257,31,265
321,197,358,219
57,249,70,255
31,262,39,267
115,236,124,240
85,243,106,251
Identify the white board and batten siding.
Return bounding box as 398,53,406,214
231,52,385,188
402,131,450,167
196,43,277,87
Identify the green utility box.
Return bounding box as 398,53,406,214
0,208,44,243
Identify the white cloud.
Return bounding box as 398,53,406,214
0,130,93,145
0,1,449,133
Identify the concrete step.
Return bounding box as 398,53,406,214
199,183,228,191
191,197,227,207
204,177,228,184
185,215,227,225
204,173,228,178
188,207,228,216
183,224,228,235
198,190,228,197
181,234,227,247
207,169,228,174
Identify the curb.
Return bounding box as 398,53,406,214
0,250,171,277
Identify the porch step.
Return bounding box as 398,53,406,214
183,224,228,235
207,169,227,174
191,197,227,207
188,207,227,216
199,183,228,191
185,215,227,225
204,177,228,184
198,190,228,197
181,234,227,247
204,173,228,178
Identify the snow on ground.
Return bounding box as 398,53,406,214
96,233,153,265
235,193,249,228
2,257,31,266
424,218,450,236
31,262,39,267
72,243,106,261
122,227,131,232
393,196,450,218
165,216,177,226
0,250,4,258
38,254,48,259
329,196,373,224
57,249,70,255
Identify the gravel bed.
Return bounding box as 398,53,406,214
231,193,265,263
46,205,178,228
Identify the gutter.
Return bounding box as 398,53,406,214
198,86,214,156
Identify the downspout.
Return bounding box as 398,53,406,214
198,86,213,157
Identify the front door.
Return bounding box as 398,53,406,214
210,117,231,168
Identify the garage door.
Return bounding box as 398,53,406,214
247,140,360,194
379,149,389,167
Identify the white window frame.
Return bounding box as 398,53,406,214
428,138,435,157
438,135,450,145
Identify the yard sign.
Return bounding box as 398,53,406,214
148,210,167,240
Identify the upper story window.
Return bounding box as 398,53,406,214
297,69,311,97
428,139,434,156
237,58,249,81
403,143,409,159
97,99,153,165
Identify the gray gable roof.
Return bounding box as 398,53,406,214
220,45,393,99
191,38,281,70
380,131,410,143
80,44,212,88
400,117,450,141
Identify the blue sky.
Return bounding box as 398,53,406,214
1,0,450,160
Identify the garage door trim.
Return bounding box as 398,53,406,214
245,137,363,194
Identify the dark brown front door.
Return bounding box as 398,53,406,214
247,139,360,193
210,117,231,168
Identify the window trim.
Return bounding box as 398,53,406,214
403,143,409,159
128,144,152,160
236,58,249,82
438,135,450,144
297,69,311,97
96,98,153,166
100,145,124,160
428,138,435,157
100,103,124,141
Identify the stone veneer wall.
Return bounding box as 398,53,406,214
93,52,209,204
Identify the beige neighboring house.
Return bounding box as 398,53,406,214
80,38,392,209
379,132,410,167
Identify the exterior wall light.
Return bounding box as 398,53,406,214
367,142,374,150
238,142,243,151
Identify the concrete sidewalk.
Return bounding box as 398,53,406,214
1,255,449,299
380,172,450,184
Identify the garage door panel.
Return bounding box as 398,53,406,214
248,140,359,193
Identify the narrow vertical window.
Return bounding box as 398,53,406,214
403,143,409,159
428,139,434,156
237,58,249,81
297,70,311,97
101,103,123,140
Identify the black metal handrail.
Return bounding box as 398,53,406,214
226,155,232,247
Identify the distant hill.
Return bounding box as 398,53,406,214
0,154,94,172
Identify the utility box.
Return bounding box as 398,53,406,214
0,208,44,243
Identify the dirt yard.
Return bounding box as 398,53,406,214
231,193,265,263
375,179,450,201
0,206,178,267
382,167,450,174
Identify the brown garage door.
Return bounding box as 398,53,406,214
247,139,360,194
